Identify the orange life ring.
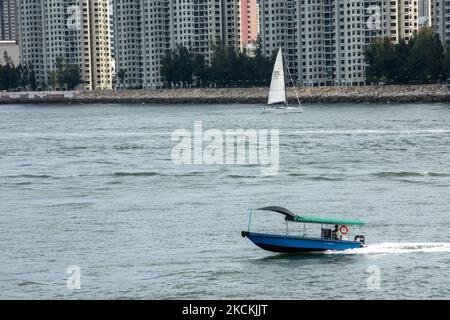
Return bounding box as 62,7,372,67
340,225,349,235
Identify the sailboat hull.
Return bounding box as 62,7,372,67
263,106,303,114
242,231,363,253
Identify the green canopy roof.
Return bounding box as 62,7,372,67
290,215,364,226
256,206,364,226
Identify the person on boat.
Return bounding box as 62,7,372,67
332,225,341,240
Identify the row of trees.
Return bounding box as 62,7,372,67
5,29,450,91
47,56,83,90
161,29,450,88
0,52,83,92
0,52,37,91
365,28,450,84
160,45,274,88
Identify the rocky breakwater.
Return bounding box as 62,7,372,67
2,85,450,104
77,88,268,104
291,84,450,103
77,85,450,104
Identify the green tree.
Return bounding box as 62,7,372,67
209,45,227,86
364,37,398,84
161,43,273,88
394,39,410,84
176,45,195,86
0,51,18,90
407,28,443,83
192,53,208,87
17,64,29,90
0,61,38,91
28,65,38,90
62,64,83,90
365,28,445,84
117,69,126,89
48,70,58,90
442,46,450,81
48,56,82,90
253,45,273,86
161,51,176,87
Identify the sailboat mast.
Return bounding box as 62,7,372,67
282,47,288,107
282,47,303,110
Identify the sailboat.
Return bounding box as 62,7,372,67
264,48,303,113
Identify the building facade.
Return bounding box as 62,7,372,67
115,0,240,89
114,0,142,88
88,0,112,89
0,0,16,42
389,0,434,44
239,0,259,51
390,0,421,43
18,0,112,90
208,0,239,50
434,0,450,45
419,0,433,27
259,0,390,87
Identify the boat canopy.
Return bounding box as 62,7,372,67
256,206,364,226
257,206,297,219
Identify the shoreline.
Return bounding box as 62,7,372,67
2,85,450,104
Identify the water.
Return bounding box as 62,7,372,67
0,102,449,299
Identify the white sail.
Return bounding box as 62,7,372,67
267,48,286,105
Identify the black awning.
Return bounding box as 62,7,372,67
256,206,297,220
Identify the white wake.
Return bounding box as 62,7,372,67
325,243,450,255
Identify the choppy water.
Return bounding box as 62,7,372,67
0,102,449,299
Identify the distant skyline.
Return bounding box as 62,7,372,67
18,0,112,90
0,0,16,42
13,0,450,90
114,0,240,89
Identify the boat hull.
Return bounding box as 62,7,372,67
263,106,303,114
242,231,363,253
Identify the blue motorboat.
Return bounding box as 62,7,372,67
242,206,366,253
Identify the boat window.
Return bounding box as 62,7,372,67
321,228,331,239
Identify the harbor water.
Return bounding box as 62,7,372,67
0,102,449,299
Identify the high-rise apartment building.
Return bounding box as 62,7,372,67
141,1,170,88
390,0,416,43
168,1,208,55
239,0,259,51
88,0,112,90
0,0,16,42
390,0,433,43
208,0,239,49
115,0,240,89
18,0,112,90
419,0,433,27
109,0,116,77
434,0,450,45
259,0,390,87
114,0,142,88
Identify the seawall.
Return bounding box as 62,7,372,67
2,85,450,104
